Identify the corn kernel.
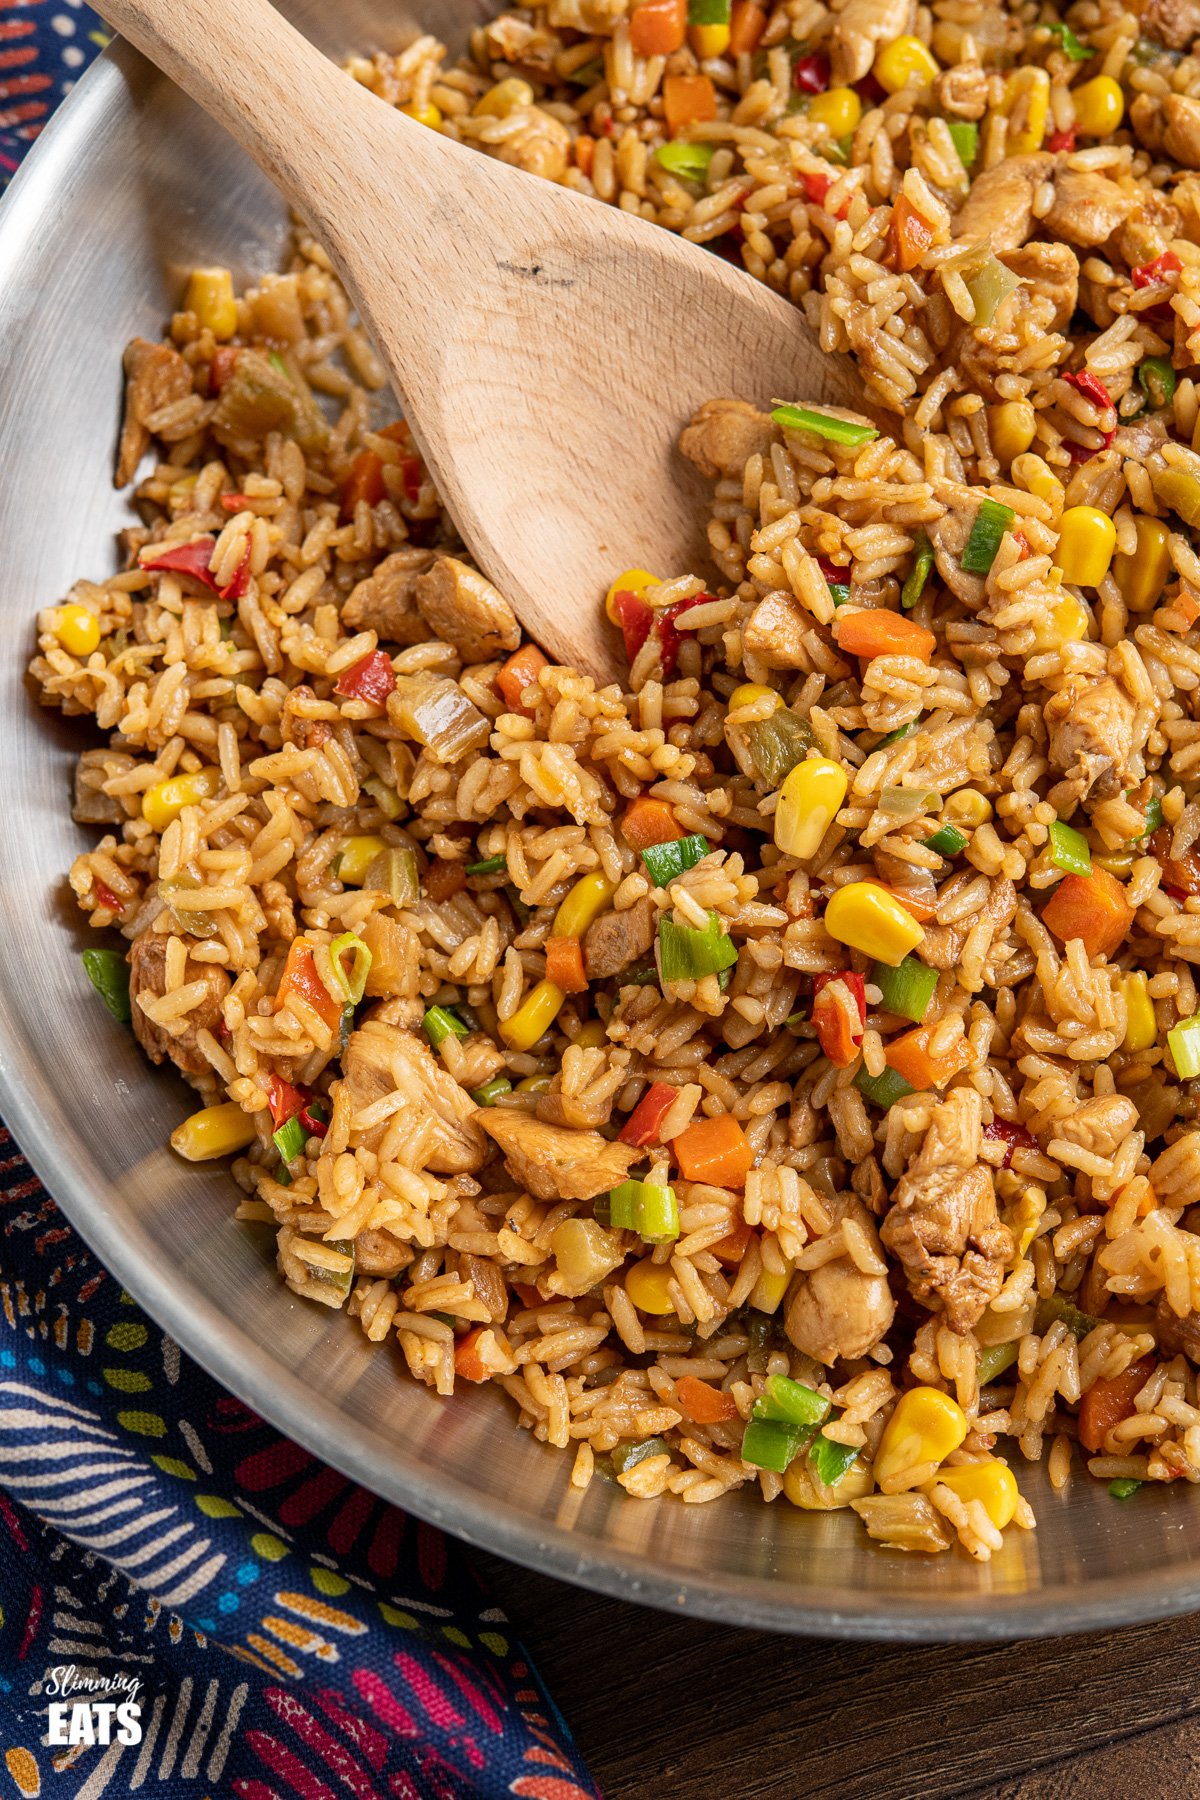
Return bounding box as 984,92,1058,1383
573,1020,609,1049
944,788,992,828
1005,66,1050,152
1054,505,1117,588
1122,971,1157,1052
142,767,220,833
728,682,782,713
808,85,862,136
400,100,443,128
553,872,618,939
626,1258,676,1314
748,1263,791,1314
515,1073,554,1095
473,77,535,118
689,20,731,55
773,757,849,859
874,1386,967,1488
874,35,939,94
171,1102,257,1162
783,1455,873,1510
1030,592,1091,652
48,603,100,658
605,567,660,625
336,834,390,885
500,979,565,1051
1071,74,1124,137
825,881,924,967
1012,452,1064,514
933,1461,1019,1530
184,267,238,340
987,400,1036,467
1114,516,1171,614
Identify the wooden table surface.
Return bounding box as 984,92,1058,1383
477,1549,1200,1799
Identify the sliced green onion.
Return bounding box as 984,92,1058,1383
1048,819,1092,877
1046,19,1091,58
658,911,738,982
1131,33,1167,63
688,0,731,22
1033,1294,1104,1340
825,132,854,165
961,498,1016,574
740,1416,807,1473
603,1179,680,1243
964,257,1022,330
827,580,852,606
810,1434,860,1487
977,1341,1020,1386
567,55,604,86
82,947,132,1022
879,786,939,819
1134,794,1164,838
267,349,290,377
923,823,969,857
878,719,921,748
1108,1477,1142,1500
328,931,373,1006
901,528,934,609
1167,1013,1200,1079
854,1065,916,1110
654,141,716,183
611,1437,671,1475
771,404,879,447
471,1076,512,1106
756,1373,829,1427
423,1004,469,1050
311,1238,355,1302
273,1113,308,1164
365,846,419,907
466,853,507,876
1138,356,1176,411
944,119,978,168
642,834,710,887
870,955,938,1024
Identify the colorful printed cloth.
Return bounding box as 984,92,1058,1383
0,15,601,1797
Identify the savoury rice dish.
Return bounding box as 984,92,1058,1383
31,0,1200,1558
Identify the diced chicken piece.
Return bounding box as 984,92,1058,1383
413,555,520,664
1173,176,1200,247
742,589,812,669
359,912,419,1000
1042,169,1134,249
1156,1294,1200,1364
1000,242,1079,334
355,1228,410,1277
340,1018,486,1171
342,548,435,644
950,154,1052,252
1115,191,1182,270
1132,92,1200,171
451,1032,509,1091
479,12,561,74
1139,0,1200,47
918,878,1016,972
128,931,230,1079
880,1088,1014,1332
583,897,656,980
478,1111,640,1200
784,1195,895,1365
1044,673,1137,803
932,62,987,120
829,0,912,84
281,684,332,750
1112,413,1170,465
458,1251,509,1321
74,754,132,824
116,338,193,486
679,398,776,481
465,104,571,182
1149,1131,1200,1206
1049,1095,1139,1161
927,507,986,608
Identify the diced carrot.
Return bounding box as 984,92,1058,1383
208,345,241,391
673,1113,754,1187
276,937,342,1032
1178,590,1200,626
710,1218,754,1267
629,0,687,57
728,0,767,55
265,1073,307,1128
663,73,717,134
676,1375,739,1424
425,858,467,903
836,609,937,662
812,973,866,1068
888,888,937,923
1150,826,1200,898
454,1327,491,1384
619,1081,680,1147
889,193,935,273
574,133,595,178
622,796,681,849
1042,866,1134,961
497,643,549,714
1078,1355,1155,1453
376,420,412,446
546,935,588,994
513,1283,543,1309
885,1024,971,1091
341,449,386,520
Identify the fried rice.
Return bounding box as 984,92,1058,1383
29,0,1200,1559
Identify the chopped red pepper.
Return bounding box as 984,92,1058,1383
812,971,866,1067
801,170,834,206
221,492,254,512
93,878,122,913
265,1073,307,1129
208,346,241,392
610,590,708,676
334,648,396,706
656,593,711,678
817,558,850,583
298,1101,330,1138
139,535,251,603
221,544,253,603
1149,826,1200,898
610,589,654,665
983,1117,1037,1168
1046,126,1076,153
1131,250,1182,289
619,1081,680,1147
1063,369,1113,411
854,71,885,104
341,449,387,520
792,51,830,93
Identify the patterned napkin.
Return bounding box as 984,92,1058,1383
0,11,600,1797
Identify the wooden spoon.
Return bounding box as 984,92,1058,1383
98,0,868,680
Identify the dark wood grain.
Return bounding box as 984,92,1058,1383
476,1548,1200,1800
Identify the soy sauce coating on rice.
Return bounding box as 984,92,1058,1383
29,0,1200,1560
